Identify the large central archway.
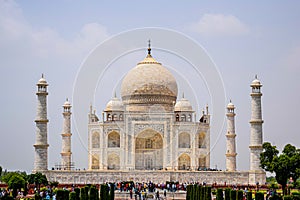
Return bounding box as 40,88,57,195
135,129,163,170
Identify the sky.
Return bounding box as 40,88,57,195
0,0,299,173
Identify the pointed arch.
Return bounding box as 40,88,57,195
178,153,191,170
198,132,206,148
91,153,99,170
181,114,186,122
108,131,120,147
92,132,100,148
135,128,163,170
175,114,180,122
178,132,190,148
198,156,206,169
107,153,120,170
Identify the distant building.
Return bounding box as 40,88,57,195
33,43,265,185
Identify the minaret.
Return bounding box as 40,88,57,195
60,99,72,170
249,75,264,171
225,100,237,171
33,74,49,172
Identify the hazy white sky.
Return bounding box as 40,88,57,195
0,0,299,173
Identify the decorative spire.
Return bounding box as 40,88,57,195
66,97,68,102
206,104,209,115
229,99,232,103
114,91,117,98
255,74,258,79
182,92,185,99
42,73,44,78
147,39,151,56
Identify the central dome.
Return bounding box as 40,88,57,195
121,48,178,110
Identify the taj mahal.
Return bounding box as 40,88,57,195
33,43,266,185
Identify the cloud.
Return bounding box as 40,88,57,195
0,0,109,61
190,14,249,36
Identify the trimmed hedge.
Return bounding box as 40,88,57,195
230,190,236,200
216,188,223,200
246,191,252,200
185,185,212,200
225,188,231,200
69,191,76,200
283,195,292,200
56,189,69,200
80,187,87,200
74,187,80,200
206,186,212,200
237,190,243,200
255,192,264,200
186,184,192,200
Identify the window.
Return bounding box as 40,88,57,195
181,114,186,122
108,131,120,147
175,114,179,122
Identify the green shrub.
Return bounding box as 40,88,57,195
69,191,76,200
109,183,114,200
269,194,282,200
80,187,87,200
74,187,80,200
100,184,109,200
55,189,70,200
56,189,65,200
89,186,99,200
246,191,252,200
225,188,231,200
255,192,264,200
206,186,212,200
186,185,192,200
237,190,243,200
216,188,223,200
201,186,205,200
230,190,236,200
283,195,292,200
0,196,14,200
34,193,41,200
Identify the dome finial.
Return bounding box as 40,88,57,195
114,90,117,98
148,39,151,56
42,73,44,78
182,92,185,98
66,97,68,102
255,74,258,79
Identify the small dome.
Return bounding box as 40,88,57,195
174,97,193,112
63,99,71,107
37,77,48,85
251,75,262,87
227,101,235,109
105,97,124,112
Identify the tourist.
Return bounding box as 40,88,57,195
156,191,160,200
130,189,133,199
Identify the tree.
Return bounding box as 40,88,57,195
224,188,231,200
1,172,26,198
260,142,300,195
89,186,99,200
74,187,80,200
27,172,48,193
109,183,114,200
80,187,87,200
237,190,243,200
216,188,223,200
69,191,76,200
